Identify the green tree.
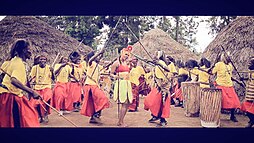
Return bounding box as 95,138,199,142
36,16,104,49
205,16,237,36
157,16,199,51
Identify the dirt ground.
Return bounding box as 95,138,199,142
40,96,251,128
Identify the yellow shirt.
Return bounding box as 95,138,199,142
167,62,177,78
0,57,26,97
198,66,210,88
190,67,199,82
212,61,233,87
81,61,87,73
30,64,52,90
70,65,83,82
130,66,145,85
0,61,10,72
54,64,71,83
84,61,101,86
145,71,154,86
178,68,189,75
155,60,167,80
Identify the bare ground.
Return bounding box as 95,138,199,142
40,97,250,128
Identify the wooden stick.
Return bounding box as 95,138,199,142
51,53,61,68
221,45,246,87
41,99,78,127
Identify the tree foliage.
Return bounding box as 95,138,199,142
205,16,237,36
157,16,199,51
37,16,202,55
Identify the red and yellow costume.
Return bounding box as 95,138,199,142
52,64,72,111
212,62,240,109
80,61,110,117
0,57,39,127
30,64,53,117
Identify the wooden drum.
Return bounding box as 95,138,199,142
200,88,222,128
181,82,200,117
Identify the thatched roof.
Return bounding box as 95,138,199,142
0,16,93,65
202,16,254,99
132,28,199,62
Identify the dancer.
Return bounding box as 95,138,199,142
0,39,40,127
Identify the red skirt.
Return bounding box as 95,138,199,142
30,88,53,116
80,85,110,117
144,88,170,118
68,82,82,103
216,85,241,109
241,101,254,114
173,83,183,101
0,93,39,127
128,83,140,111
53,82,72,111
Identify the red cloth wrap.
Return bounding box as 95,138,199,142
144,87,170,118
53,82,73,111
0,93,39,127
241,101,254,114
216,85,241,109
68,82,82,103
80,85,110,117
30,88,53,116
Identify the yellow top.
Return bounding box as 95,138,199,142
70,65,83,82
145,71,154,86
155,60,167,80
198,66,210,88
81,61,87,73
0,61,10,72
0,57,26,97
30,64,52,90
84,61,102,86
190,67,199,82
212,61,233,87
169,63,177,73
178,68,189,75
54,64,71,83
130,66,145,85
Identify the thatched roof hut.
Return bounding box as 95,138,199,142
202,16,254,100
132,28,199,62
0,16,93,66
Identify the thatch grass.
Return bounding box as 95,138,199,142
202,16,254,100
132,28,199,62
0,16,93,66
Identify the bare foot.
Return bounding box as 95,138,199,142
117,123,128,127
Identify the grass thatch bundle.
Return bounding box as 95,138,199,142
0,16,93,66
202,16,254,100
132,28,199,63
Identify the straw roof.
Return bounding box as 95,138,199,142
202,16,254,99
0,16,93,65
132,28,199,62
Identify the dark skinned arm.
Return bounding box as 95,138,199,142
11,77,40,99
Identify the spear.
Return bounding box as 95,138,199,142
124,22,171,83
51,52,61,68
221,45,246,87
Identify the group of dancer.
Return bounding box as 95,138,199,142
0,39,254,128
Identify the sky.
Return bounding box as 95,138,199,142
195,16,215,53
0,16,215,53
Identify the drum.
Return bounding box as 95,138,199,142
181,82,200,117
200,88,222,128
245,80,254,101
